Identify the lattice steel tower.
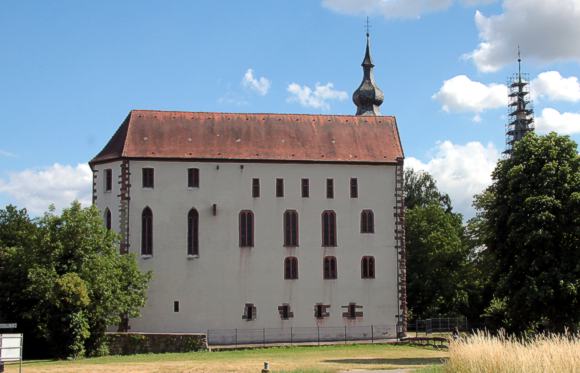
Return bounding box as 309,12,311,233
504,48,534,155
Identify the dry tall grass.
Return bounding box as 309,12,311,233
444,330,580,373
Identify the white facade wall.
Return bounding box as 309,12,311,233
94,160,399,334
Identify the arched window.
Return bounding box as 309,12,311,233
361,210,374,233
284,210,299,246
187,208,199,256
141,207,153,256
104,208,111,231
239,210,254,247
284,257,298,279
323,256,337,279
361,256,375,278
322,210,337,246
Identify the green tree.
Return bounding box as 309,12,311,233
0,202,151,357
406,203,469,317
475,132,580,333
404,169,472,319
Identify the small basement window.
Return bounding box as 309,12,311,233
342,303,363,319
174,301,180,313
314,304,330,319
278,304,294,320
243,303,256,321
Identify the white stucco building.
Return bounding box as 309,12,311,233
89,35,406,342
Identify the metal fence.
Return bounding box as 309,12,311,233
407,317,468,335
207,324,396,346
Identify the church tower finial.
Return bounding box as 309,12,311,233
353,20,384,116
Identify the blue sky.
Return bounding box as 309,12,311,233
1,0,579,218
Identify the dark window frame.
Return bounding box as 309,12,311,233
314,303,330,319
104,208,112,231
242,303,256,321
276,178,284,197
239,210,254,247
252,178,260,198
283,210,299,247
141,207,153,256
301,178,309,198
350,178,358,198
323,256,337,279
284,256,298,279
142,168,154,188
105,169,112,192
188,168,199,188
361,256,375,279
174,301,180,312
321,210,337,247
326,178,334,199
278,304,294,320
361,210,375,233
187,208,199,256
342,302,363,319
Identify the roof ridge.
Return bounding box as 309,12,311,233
128,109,396,119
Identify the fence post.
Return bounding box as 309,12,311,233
290,327,293,346
263,328,266,346
317,326,320,346
371,325,374,343
235,328,238,347
344,326,347,344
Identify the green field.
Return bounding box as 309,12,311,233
5,344,447,373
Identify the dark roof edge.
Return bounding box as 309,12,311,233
392,117,405,158
89,156,400,168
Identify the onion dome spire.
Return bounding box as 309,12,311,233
353,31,384,116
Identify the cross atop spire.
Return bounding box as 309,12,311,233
366,16,371,37
517,45,522,80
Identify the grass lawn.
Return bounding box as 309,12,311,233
4,344,447,373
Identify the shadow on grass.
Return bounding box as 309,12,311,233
323,357,446,366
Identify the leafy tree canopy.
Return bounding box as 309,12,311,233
475,132,580,333
0,202,151,358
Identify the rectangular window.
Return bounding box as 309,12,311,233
239,211,254,247
142,168,154,188
104,169,112,192
323,256,337,279
278,304,294,320
243,303,256,321
252,178,260,198
326,178,334,199
322,211,337,247
314,304,330,319
342,303,363,319
188,168,199,188
174,301,180,313
350,178,358,198
301,178,309,198
284,211,299,247
276,178,284,197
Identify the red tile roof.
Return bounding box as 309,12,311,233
89,110,403,166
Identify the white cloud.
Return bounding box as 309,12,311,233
287,82,348,110
406,141,499,218
0,163,92,215
532,71,580,103
322,0,493,19
535,108,580,135
242,68,271,96
432,75,506,119
467,0,580,72
0,150,17,158
322,0,453,18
